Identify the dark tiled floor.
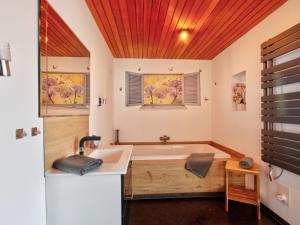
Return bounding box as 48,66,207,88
127,198,280,225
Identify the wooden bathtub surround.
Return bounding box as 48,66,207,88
225,160,261,220
121,141,246,197
210,142,245,159
44,116,89,171
125,158,244,197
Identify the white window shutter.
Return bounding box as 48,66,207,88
126,71,143,106
183,72,200,105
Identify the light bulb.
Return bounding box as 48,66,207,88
179,30,189,42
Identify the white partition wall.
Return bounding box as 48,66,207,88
0,1,46,225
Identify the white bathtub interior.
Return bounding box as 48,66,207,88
131,144,230,160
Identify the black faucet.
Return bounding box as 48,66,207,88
79,135,101,155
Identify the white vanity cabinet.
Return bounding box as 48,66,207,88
45,146,132,225
46,174,122,225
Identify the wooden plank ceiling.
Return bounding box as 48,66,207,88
40,0,90,57
86,0,286,59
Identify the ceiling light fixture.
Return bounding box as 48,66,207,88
179,30,189,42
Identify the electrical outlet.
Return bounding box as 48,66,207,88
276,183,290,207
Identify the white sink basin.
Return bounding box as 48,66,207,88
46,145,132,176
90,149,123,164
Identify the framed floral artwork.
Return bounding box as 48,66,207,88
143,74,183,105
232,71,246,111
40,72,90,116
40,72,88,105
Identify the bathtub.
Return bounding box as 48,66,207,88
125,144,242,198
131,144,230,160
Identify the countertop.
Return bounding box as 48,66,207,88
45,145,132,177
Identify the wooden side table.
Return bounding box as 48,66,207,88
225,160,261,220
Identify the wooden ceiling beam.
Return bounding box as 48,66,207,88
40,0,90,57
150,0,170,58
85,0,287,59
173,0,220,59
156,0,188,58
189,0,253,59
118,0,134,57
166,0,205,58
108,0,130,57
86,0,118,56
147,0,163,58
162,0,197,59
126,0,139,57
206,0,286,59
97,0,126,57
153,0,177,58
182,0,238,59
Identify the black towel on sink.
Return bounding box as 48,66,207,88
53,154,103,176
185,153,215,178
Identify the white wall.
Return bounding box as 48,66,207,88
113,59,212,142
49,0,114,147
0,0,46,225
41,56,90,73
211,0,300,224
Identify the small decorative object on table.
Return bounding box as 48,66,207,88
239,157,253,169
225,160,261,220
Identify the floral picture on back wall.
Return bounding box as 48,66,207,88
143,74,183,105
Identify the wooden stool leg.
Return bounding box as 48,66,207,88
225,170,229,212
257,203,261,220
256,174,261,220
226,200,228,212
225,198,228,212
